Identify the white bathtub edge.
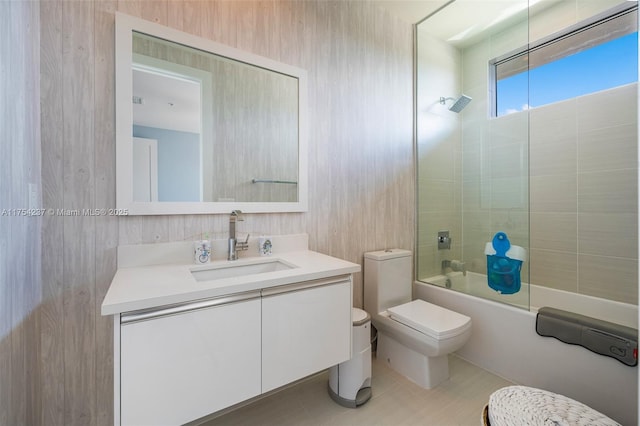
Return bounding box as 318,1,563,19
414,280,638,426
421,273,638,329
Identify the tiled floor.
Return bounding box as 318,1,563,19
199,354,513,426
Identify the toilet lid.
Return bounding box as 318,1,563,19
388,300,471,339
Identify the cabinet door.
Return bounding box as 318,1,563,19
262,279,352,393
120,298,261,426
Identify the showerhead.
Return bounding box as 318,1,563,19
439,94,472,113
449,95,472,112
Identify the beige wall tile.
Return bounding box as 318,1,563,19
530,98,577,142
419,179,455,212
492,210,529,238
419,210,461,244
578,124,637,173
577,84,638,132
491,176,528,209
463,243,489,273
486,113,529,148
461,139,483,180
417,243,439,279
417,131,457,180
578,213,638,259
530,249,578,292
578,169,637,214
531,174,577,213
578,254,638,303
530,100,577,177
531,212,577,252
490,142,528,179
462,178,483,211
530,136,577,177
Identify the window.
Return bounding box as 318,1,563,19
491,3,638,117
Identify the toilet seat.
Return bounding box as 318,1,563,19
388,300,471,340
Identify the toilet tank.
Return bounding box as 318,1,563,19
364,249,412,314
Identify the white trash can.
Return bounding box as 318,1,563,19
328,307,372,408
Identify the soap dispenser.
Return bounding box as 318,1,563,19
258,236,272,256
194,235,211,264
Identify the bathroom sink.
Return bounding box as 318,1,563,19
191,258,297,282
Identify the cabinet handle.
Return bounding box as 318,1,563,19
261,275,351,297
121,290,261,324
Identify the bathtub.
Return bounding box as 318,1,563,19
424,271,637,329
414,275,638,426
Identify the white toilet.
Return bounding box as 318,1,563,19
364,249,472,389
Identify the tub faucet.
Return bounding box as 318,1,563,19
228,210,249,261
442,259,466,276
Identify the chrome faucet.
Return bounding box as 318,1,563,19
228,210,249,261
442,259,466,276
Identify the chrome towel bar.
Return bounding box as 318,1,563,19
251,179,298,185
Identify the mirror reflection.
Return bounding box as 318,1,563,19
131,31,299,203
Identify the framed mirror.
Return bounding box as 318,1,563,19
115,12,308,215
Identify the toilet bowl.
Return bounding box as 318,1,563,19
364,249,472,389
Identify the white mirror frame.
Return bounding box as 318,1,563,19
115,12,308,215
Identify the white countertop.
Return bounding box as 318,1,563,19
102,250,360,315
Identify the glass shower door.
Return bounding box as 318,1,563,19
415,0,530,310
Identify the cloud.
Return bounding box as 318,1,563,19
503,104,530,115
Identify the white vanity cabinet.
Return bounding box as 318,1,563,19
261,276,352,392
118,293,262,426
112,272,354,426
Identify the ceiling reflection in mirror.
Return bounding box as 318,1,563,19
131,31,299,204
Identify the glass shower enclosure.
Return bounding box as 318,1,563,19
415,0,531,309
416,0,638,313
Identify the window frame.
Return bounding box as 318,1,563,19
489,2,638,118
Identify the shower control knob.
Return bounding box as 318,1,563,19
437,231,451,250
